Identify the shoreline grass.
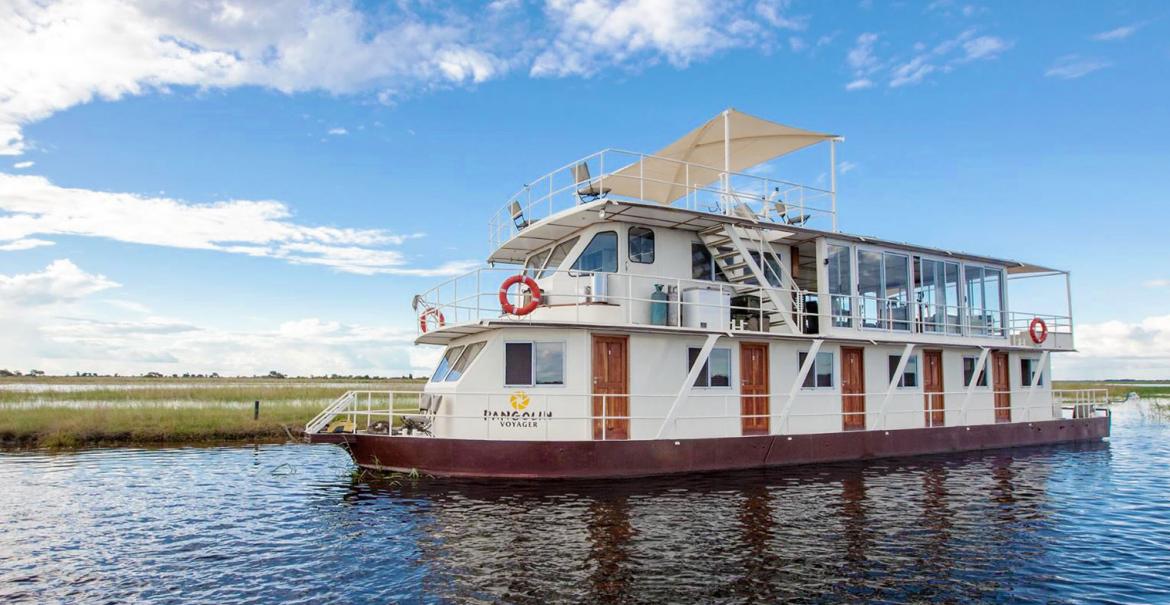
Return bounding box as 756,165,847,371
0,378,425,449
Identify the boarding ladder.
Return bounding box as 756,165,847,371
698,223,806,335
305,391,356,434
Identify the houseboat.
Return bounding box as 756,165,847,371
307,109,1110,479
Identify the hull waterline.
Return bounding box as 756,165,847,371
311,416,1109,480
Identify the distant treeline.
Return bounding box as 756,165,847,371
0,369,419,380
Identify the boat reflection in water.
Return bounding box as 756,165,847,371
338,441,1111,603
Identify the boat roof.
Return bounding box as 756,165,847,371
487,199,1063,275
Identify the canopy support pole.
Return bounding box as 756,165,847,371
829,139,838,232
722,109,731,215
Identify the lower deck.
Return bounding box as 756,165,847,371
307,327,1105,444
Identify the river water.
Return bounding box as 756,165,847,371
1,401,1167,604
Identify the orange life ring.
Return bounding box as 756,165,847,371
499,275,541,316
1029,317,1048,344
419,307,445,333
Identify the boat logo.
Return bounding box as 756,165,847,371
510,391,530,411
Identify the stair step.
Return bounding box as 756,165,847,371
720,261,749,272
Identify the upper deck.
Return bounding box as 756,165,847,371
416,110,1074,353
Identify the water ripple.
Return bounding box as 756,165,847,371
1,401,1169,604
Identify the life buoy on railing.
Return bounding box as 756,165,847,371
419,307,445,333
499,274,541,316
1029,317,1048,344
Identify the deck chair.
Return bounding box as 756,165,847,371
510,200,529,231
572,162,612,202
773,201,810,226
399,393,443,436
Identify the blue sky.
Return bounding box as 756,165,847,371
0,0,1167,378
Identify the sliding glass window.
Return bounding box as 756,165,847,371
827,244,852,328
916,258,961,334
964,265,1006,336
858,249,910,331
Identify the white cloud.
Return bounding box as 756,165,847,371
1058,314,1170,379
844,78,873,91
12,161,34,169
0,259,119,305
529,0,804,77
326,127,348,136
0,238,54,251
1045,55,1111,79
1092,24,1141,42
960,35,1010,61
846,28,1010,90
837,160,857,174
1143,279,1170,288
0,0,516,155
0,173,473,276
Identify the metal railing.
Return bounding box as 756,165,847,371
307,388,1108,442
414,266,1073,347
488,148,835,250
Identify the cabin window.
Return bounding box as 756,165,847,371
431,345,465,382
444,341,485,382
799,351,834,388
571,231,618,273
745,251,783,287
963,356,988,387
827,244,852,327
691,243,728,282
628,227,655,264
688,347,731,388
505,341,565,386
888,354,919,388
537,236,579,279
1021,357,1043,387
916,258,961,334
965,265,1006,336
524,248,551,278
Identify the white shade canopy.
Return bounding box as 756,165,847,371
603,108,837,205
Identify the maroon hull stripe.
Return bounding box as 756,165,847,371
312,417,1109,479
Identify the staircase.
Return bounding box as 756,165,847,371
699,223,807,335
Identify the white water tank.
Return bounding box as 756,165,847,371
681,288,730,330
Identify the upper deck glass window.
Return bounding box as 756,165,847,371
828,244,852,327
431,345,465,382
916,258,961,334
571,231,618,273
628,227,655,264
965,265,1006,336
444,342,485,382
537,236,578,279
858,250,910,331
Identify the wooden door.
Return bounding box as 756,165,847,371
992,351,1011,423
592,335,629,440
923,350,945,427
841,347,866,431
740,342,770,435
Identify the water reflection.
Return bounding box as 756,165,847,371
5,409,1170,604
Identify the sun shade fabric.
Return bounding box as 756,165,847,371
602,109,836,205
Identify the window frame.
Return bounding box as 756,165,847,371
962,356,989,388
888,353,920,389
798,350,836,390
504,340,567,387
628,226,655,264
687,346,733,389
570,230,619,274
430,345,465,382
856,246,911,332
1020,357,1044,388
443,341,486,382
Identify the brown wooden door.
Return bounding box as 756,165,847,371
923,350,945,427
841,347,866,431
592,334,629,440
740,342,770,435
992,351,1011,423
